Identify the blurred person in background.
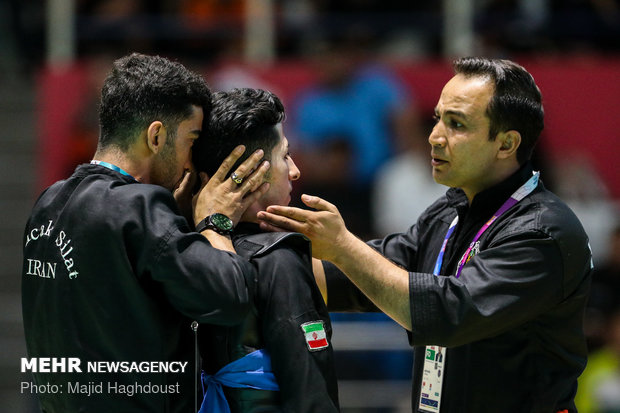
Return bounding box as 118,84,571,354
372,107,447,237
584,222,620,351
22,53,270,413
548,0,620,52
547,154,618,267
259,56,592,413
76,0,156,56
292,28,418,239
192,88,339,412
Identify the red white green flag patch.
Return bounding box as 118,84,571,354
301,321,329,351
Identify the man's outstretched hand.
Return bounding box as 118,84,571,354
260,193,412,329
258,194,353,262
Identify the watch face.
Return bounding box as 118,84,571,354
211,213,233,230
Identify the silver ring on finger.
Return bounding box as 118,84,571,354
230,172,244,185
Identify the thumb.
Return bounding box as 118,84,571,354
181,168,194,186
301,194,336,213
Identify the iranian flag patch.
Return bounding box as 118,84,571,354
301,321,329,351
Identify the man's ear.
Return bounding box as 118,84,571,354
146,121,166,154
497,130,521,159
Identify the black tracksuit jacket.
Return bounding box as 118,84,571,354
326,162,592,413
198,223,340,413
22,163,257,413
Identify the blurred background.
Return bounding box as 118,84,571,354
1,0,619,412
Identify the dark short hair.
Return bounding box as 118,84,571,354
98,53,211,150
453,57,544,164
193,88,285,177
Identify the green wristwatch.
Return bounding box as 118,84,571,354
196,213,234,235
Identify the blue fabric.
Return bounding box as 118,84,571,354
198,349,280,413
294,65,410,182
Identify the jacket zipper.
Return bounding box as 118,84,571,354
191,320,199,412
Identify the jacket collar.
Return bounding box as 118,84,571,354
76,163,139,185
233,222,262,237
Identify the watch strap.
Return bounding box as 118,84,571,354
195,218,210,234
196,214,233,235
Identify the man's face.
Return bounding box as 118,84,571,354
258,124,300,208
152,105,203,191
428,74,504,201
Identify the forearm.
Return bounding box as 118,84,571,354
331,232,412,330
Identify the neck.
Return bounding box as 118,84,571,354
240,203,262,224
93,147,148,183
464,161,521,204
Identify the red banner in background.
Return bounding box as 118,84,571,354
37,57,620,198
37,63,91,191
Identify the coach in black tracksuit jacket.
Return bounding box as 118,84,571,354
257,58,593,412
324,161,592,412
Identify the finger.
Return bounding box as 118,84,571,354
231,149,265,184
240,182,270,207
192,173,209,206
240,160,270,193
184,168,201,195
182,168,197,189
300,194,338,213
173,169,191,195
211,145,246,182
257,210,306,233
263,205,312,223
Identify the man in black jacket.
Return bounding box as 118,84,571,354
22,53,270,413
258,57,592,412
193,88,339,412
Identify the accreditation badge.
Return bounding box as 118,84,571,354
418,345,446,412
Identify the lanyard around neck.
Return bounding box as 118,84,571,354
90,160,138,182
433,171,540,278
